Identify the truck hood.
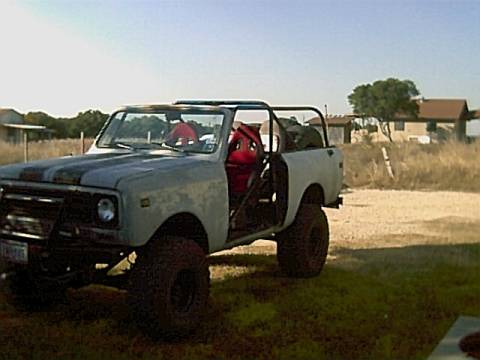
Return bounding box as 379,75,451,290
0,152,205,189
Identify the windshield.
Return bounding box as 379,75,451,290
97,109,225,154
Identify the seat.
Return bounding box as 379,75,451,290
274,118,324,150
166,122,198,146
226,122,263,194
259,119,287,152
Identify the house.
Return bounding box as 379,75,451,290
0,108,50,144
377,99,476,143
308,115,355,144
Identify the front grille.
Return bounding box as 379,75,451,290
0,193,63,241
0,186,95,242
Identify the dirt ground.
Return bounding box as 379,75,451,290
222,189,480,255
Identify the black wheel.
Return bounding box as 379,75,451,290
276,204,329,277
127,236,210,338
2,268,66,310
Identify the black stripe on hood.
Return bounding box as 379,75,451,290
19,153,119,182
52,153,154,185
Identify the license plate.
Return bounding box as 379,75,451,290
0,240,28,264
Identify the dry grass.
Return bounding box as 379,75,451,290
339,140,480,192
1,139,479,192
0,139,94,166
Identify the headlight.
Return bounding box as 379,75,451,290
97,198,115,222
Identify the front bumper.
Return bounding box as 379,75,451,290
326,196,343,209
0,181,128,271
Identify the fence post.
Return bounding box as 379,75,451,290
23,131,29,163
381,147,395,179
80,132,85,154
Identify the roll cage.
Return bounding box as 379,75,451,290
175,100,330,148
175,100,330,240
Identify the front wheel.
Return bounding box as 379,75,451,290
276,204,330,277
127,236,210,338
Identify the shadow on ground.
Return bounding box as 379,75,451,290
1,241,479,359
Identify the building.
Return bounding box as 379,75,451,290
308,115,355,144
0,108,50,144
377,99,476,143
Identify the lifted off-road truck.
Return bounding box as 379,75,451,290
0,100,342,336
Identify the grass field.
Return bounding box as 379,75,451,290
1,190,479,359
340,140,480,192
1,139,478,192
0,139,94,166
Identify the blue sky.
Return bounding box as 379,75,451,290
0,0,479,126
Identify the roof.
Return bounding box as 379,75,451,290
308,115,354,126
0,108,21,116
418,99,467,120
1,123,47,131
397,99,468,122
0,108,23,125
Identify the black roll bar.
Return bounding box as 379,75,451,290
175,100,271,108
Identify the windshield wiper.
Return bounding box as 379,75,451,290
113,142,135,150
150,142,186,153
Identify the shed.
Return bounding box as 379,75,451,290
0,108,50,144
308,115,354,144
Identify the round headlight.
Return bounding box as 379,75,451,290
97,198,115,222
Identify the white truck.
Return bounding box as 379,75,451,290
0,100,342,337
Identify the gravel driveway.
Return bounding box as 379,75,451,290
223,189,480,255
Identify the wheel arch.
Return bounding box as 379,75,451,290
301,183,325,207
281,182,325,230
149,212,209,253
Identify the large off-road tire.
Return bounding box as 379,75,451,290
276,204,329,278
2,268,66,310
127,236,210,338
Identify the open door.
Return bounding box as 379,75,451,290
226,108,288,241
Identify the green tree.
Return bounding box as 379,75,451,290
24,111,68,138
67,110,109,138
348,78,420,142
25,110,109,139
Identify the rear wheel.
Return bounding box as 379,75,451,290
127,236,210,338
276,204,329,277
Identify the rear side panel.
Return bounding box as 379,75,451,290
280,148,343,228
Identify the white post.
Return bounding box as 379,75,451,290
23,131,29,163
381,147,395,179
147,131,151,144
80,132,85,154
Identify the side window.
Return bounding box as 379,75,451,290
394,121,405,131
426,120,437,132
